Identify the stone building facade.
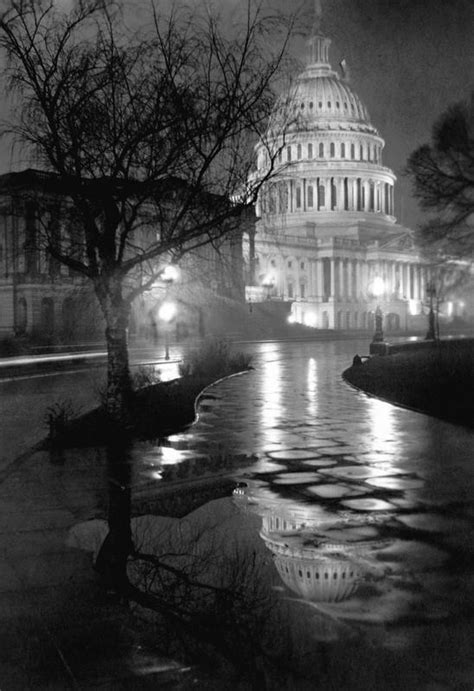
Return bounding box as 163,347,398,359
248,14,426,332
0,169,245,343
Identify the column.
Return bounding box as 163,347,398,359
338,177,345,211
330,258,335,298
317,259,324,299
347,260,353,299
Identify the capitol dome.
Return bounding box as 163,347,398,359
275,27,376,136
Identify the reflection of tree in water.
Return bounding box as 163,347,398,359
86,446,301,687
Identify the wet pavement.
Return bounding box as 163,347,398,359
1,338,474,688
129,339,474,687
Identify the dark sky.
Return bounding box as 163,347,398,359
290,0,474,228
1,0,473,230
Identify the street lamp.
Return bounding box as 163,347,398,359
370,276,385,343
158,301,177,359
425,280,437,341
262,274,275,300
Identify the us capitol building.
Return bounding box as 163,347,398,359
247,5,426,332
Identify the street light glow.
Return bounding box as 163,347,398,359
158,301,177,323
160,265,180,283
371,276,385,297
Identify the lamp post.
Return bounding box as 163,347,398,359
158,301,177,360
370,276,385,343
425,280,436,341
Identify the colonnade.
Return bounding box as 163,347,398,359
302,257,424,301
264,177,395,216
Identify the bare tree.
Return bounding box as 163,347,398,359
406,93,474,260
0,0,295,424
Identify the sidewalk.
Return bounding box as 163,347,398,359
0,356,191,689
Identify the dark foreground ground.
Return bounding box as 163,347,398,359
343,343,474,428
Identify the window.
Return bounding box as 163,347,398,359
360,144,364,160
296,187,301,208
278,149,282,163
287,146,292,162
330,142,335,158
336,101,340,109
300,283,305,299
327,101,331,108
351,143,355,159
288,260,292,268
319,142,324,157
308,143,313,159
270,259,276,267
318,184,325,208
288,283,294,298
307,185,314,207
17,298,27,335
300,262,305,270
297,143,302,159
309,101,314,109
341,143,345,158
318,101,322,108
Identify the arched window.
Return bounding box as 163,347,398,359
17,298,27,335
330,142,335,158
41,298,54,335
318,184,325,209
308,143,313,159
351,143,355,159
297,143,302,159
341,143,345,158
307,185,314,207
296,187,302,208
62,297,75,339
319,142,324,158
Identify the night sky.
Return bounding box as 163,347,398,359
290,0,474,228
1,0,473,230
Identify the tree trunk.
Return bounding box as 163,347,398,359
105,321,132,425
95,443,133,594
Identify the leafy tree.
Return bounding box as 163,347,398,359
406,94,474,259
0,0,295,424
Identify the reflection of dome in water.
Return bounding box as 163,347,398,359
273,554,362,602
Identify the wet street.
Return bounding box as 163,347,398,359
127,338,474,688
1,338,474,688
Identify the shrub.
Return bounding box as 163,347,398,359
44,399,81,442
179,339,252,378
131,364,162,390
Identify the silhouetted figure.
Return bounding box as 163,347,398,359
352,354,362,366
